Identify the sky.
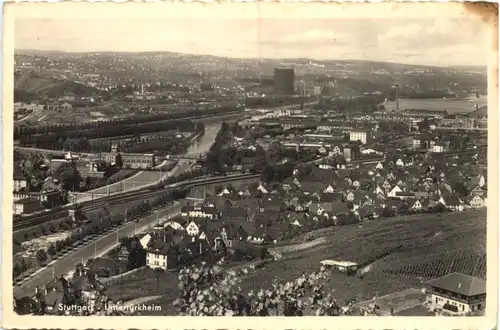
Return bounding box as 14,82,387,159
15,17,490,67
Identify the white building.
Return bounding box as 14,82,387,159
349,129,372,145
432,145,444,153
425,273,486,315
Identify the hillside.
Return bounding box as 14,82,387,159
14,73,99,101
238,209,486,303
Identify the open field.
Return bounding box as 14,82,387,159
104,267,179,303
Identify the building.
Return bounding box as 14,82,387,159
96,144,156,169
313,86,322,96
320,259,358,274
274,68,295,95
146,237,170,271
432,144,444,153
13,198,41,215
349,129,373,145
14,166,27,192
402,109,447,119
13,190,61,206
425,273,486,315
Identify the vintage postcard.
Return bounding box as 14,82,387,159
1,1,498,329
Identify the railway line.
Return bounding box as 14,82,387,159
13,173,260,232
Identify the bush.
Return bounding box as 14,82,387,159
47,244,57,257
35,249,48,264
173,262,380,316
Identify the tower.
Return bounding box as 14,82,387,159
395,84,400,112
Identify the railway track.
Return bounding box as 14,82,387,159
13,173,260,232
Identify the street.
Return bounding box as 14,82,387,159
13,202,182,299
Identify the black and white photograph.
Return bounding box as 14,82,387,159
2,1,497,328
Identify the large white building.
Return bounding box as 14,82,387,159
425,273,486,315
349,129,372,145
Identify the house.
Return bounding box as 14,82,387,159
13,198,41,215
146,236,171,270
469,185,487,198
14,165,27,192
187,205,216,220
257,183,269,194
185,220,201,237
59,101,74,109
440,194,464,211
87,257,127,277
214,224,249,249
387,185,403,198
139,233,152,249
220,206,248,222
13,189,61,206
425,273,486,315
14,296,36,315
468,195,485,208
407,198,423,211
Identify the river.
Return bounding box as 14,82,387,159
384,95,488,114
184,122,222,156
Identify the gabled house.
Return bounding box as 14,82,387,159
388,185,403,198
407,198,423,211
345,191,355,202
468,195,485,208
323,185,335,193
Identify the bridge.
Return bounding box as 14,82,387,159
165,153,204,161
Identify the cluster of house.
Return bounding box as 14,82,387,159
13,164,62,215
126,150,486,272
15,267,105,315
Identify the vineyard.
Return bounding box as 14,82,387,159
237,209,486,303
382,252,486,279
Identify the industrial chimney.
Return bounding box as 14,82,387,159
396,84,400,112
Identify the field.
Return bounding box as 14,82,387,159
103,209,486,315
385,96,487,114
104,267,179,312
238,209,486,303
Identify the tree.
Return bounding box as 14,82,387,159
55,240,64,252
20,258,29,272
13,262,22,278
35,249,48,264
115,153,123,168
47,244,57,257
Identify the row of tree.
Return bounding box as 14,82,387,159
15,105,235,139
19,119,200,150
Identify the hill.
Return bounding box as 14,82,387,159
14,73,99,101
239,209,486,303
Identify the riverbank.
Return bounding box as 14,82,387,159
384,96,487,114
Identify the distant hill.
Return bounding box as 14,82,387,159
14,73,98,101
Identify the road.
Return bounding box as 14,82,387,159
73,160,192,203
13,203,183,299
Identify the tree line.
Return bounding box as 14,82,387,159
19,120,204,151
14,105,237,139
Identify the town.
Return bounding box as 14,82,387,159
12,49,487,316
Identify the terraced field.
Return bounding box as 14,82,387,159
239,209,487,303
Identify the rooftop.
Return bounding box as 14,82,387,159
320,259,358,267
425,272,486,296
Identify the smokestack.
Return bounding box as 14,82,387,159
396,84,400,112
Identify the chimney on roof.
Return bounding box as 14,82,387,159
458,283,462,288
